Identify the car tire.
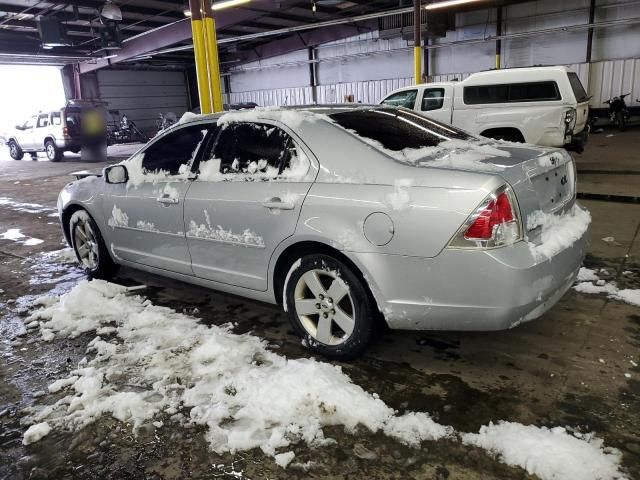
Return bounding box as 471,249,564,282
45,140,62,162
284,254,376,360
69,209,119,280
8,140,23,160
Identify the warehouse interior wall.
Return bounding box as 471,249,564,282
226,0,640,106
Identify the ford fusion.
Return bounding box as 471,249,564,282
57,106,590,359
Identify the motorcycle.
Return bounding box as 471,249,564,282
156,112,177,132
603,93,631,132
106,111,148,144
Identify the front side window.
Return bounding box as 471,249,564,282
329,107,472,151
421,88,445,111
464,81,561,104
211,122,293,176
37,114,49,128
381,90,418,109
141,124,209,175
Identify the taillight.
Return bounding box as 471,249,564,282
448,185,522,249
63,126,69,136
464,192,514,240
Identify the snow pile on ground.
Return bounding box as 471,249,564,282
0,197,57,215
574,268,640,307
23,280,451,463
0,228,44,246
107,205,129,229
187,211,265,248
22,422,51,445
462,422,627,480
527,204,591,259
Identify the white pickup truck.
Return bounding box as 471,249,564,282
381,66,590,152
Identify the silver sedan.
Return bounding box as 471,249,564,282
57,105,590,359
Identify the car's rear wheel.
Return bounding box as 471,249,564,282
8,140,23,160
45,140,62,162
69,210,118,280
284,254,375,360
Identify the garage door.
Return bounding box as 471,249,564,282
97,69,189,136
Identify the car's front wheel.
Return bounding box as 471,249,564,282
45,140,62,162
284,254,376,360
69,210,118,280
8,140,23,160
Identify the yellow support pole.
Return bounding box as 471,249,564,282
414,46,422,84
189,0,212,114
413,0,422,84
495,53,501,70
203,1,224,113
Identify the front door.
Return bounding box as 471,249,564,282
102,123,212,275
184,121,317,291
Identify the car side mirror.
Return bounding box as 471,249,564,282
104,165,128,184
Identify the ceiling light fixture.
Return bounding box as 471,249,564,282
211,0,251,11
424,0,483,10
101,1,122,21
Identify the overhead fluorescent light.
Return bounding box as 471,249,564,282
425,0,483,10
211,0,251,11
183,9,192,16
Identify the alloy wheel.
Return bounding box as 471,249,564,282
73,218,99,269
46,144,56,160
294,269,355,345
9,144,17,157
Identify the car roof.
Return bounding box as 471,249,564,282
178,104,386,125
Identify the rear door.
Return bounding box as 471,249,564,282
34,113,50,149
16,116,36,150
418,86,453,124
102,123,212,275
184,121,317,291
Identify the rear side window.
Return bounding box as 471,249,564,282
51,112,62,125
463,81,561,104
142,124,209,175
421,88,445,111
212,123,292,175
567,72,589,103
381,90,418,109
329,108,471,151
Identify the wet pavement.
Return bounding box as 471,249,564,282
1,146,639,479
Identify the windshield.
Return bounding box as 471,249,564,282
328,107,473,151
567,72,589,103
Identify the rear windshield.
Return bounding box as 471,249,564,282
328,107,472,151
567,72,589,103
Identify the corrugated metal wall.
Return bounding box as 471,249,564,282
97,70,189,135
227,59,638,108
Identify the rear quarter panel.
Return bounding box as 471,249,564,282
298,181,500,258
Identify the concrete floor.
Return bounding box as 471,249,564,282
1,130,639,479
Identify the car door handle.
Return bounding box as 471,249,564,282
262,198,295,210
157,195,179,205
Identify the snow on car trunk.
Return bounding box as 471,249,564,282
20,280,629,479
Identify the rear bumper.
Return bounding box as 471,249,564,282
352,214,589,331
564,128,589,153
